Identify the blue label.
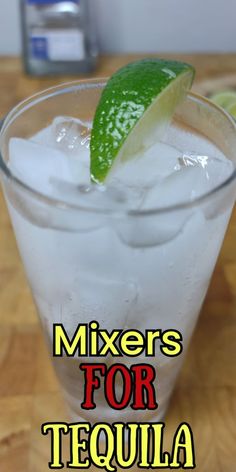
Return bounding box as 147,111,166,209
30,36,48,60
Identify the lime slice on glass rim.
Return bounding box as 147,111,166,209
210,90,236,118
90,59,195,183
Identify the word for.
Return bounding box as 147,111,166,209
42,422,195,470
80,363,157,410
53,322,183,358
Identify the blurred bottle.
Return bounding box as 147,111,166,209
20,0,98,75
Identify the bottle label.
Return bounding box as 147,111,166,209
30,28,85,61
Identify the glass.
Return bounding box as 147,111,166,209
0,80,235,424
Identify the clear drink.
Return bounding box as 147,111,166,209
0,81,235,423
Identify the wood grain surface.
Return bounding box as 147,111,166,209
0,55,236,472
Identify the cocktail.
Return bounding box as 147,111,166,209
0,60,235,425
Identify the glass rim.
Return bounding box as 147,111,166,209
0,78,236,217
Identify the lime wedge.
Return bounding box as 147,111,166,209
227,101,236,119
90,59,195,183
210,91,236,110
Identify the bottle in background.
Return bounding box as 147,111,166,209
20,0,98,75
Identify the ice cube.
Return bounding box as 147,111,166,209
31,125,55,146
52,116,92,152
113,165,208,248
42,181,137,232
176,153,209,169
141,156,233,210
50,116,92,183
9,137,74,197
114,208,192,248
165,124,230,163
114,153,234,248
201,155,233,187
143,166,206,209
31,117,92,185
108,141,181,188
50,178,145,211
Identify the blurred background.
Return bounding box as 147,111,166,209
0,0,235,59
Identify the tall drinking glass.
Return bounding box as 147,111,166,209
0,81,235,423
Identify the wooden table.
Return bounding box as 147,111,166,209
0,55,235,472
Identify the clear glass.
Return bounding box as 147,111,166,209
0,80,235,424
